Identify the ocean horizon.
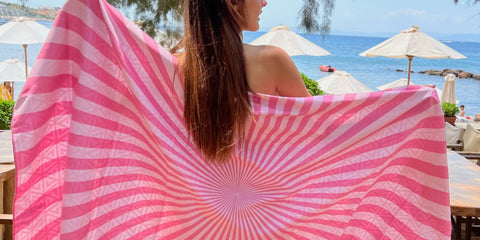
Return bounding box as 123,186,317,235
2,20,480,116
244,31,480,116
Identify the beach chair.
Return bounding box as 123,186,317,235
457,124,480,165
445,122,464,151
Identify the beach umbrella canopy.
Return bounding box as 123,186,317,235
250,25,331,56
0,17,50,79
316,71,372,94
0,58,32,82
0,58,32,100
359,26,466,84
441,73,457,104
377,78,458,104
377,78,415,90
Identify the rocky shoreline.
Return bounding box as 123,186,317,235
394,68,480,80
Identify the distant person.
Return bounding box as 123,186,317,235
4,81,12,95
459,105,465,117
1,82,12,101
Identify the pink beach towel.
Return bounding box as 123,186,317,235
11,0,451,239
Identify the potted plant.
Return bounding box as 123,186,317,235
442,102,459,126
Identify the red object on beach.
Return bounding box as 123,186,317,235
11,0,451,239
319,65,336,72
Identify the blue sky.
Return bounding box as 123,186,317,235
27,0,480,39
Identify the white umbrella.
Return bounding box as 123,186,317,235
359,26,466,84
377,78,458,104
441,73,457,104
250,25,330,56
377,78,414,90
316,71,372,94
0,58,32,100
0,17,50,79
0,58,32,82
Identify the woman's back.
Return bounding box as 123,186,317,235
176,44,311,97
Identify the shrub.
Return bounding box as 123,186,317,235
0,100,15,130
441,102,459,117
301,73,325,96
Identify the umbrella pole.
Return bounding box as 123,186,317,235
407,55,413,85
23,44,28,79
11,81,14,101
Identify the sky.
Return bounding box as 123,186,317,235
23,0,480,40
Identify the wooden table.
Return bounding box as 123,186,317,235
0,131,14,240
448,151,480,240
0,131,13,164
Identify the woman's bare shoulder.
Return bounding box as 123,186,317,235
243,44,311,97
244,44,288,63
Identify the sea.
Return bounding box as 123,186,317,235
1,20,480,116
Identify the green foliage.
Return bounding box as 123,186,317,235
0,100,14,130
107,0,183,39
299,0,334,35
301,73,325,96
442,102,459,117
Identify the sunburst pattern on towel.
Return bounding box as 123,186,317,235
11,0,450,239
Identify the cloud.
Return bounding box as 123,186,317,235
378,8,449,25
385,9,425,17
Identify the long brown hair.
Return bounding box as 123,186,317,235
174,0,251,163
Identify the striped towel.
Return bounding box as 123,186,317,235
11,0,451,239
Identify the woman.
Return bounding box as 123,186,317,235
172,0,311,163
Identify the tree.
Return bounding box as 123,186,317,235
107,0,183,46
106,0,337,42
454,0,479,3
107,0,478,43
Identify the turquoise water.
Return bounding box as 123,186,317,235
1,20,479,116
244,32,480,117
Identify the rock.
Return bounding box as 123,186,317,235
417,69,479,80
443,69,461,76
425,70,443,76
442,71,458,77
458,71,473,78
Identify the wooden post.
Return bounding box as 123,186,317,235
0,165,15,240
10,81,13,102
407,55,413,85
3,176,14,240
23,44,28,79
